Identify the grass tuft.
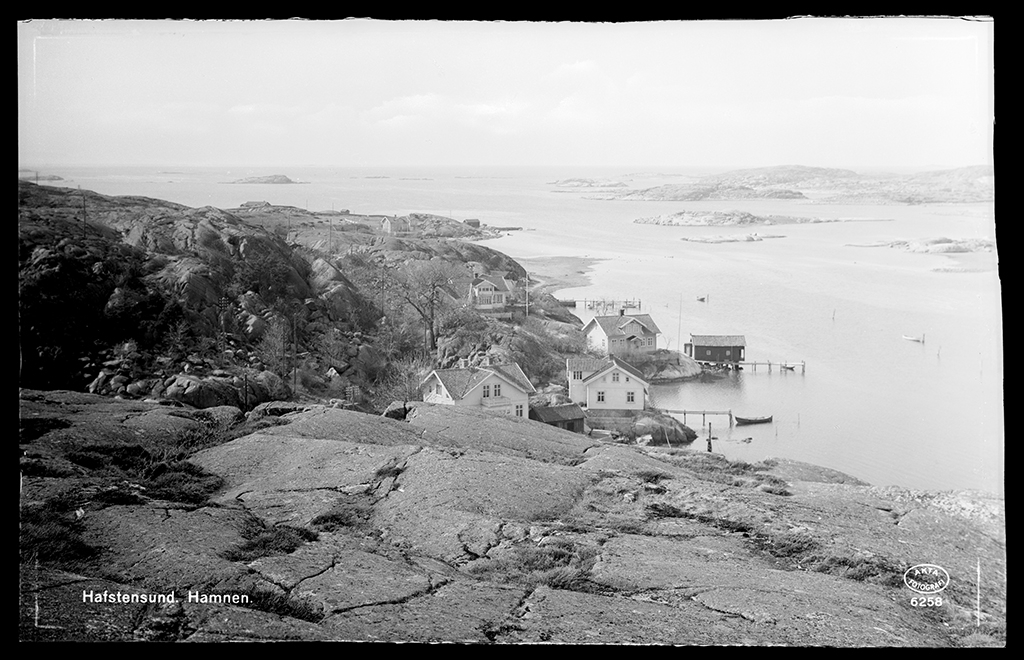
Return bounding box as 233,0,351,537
20,491,97,565
310,494,375,531
221,519,319,562
240,587,324,623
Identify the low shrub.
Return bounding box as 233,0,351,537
468,538,600,592
634,469,673,484
144,463,224,504
310,495,375,531
221,520,319,562
240,587,324,623
20,492,96,565
763,531,819,558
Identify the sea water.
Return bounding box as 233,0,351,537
34,165,1003,495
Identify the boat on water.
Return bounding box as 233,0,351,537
696,296,706,302
781,365,796,371
735,415,773,426
902,334,925,343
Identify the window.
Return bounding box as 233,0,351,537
597,391,605,402
515,404,524,417
725,350,731,357
706,349,712,356
572,370,583,380
483,385,490,398
494,384,501,397
612,372,619,382
627,391,635,403
435,384,441,395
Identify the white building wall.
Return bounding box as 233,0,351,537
584,372,646,410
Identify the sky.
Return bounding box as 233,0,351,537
17,18,994,170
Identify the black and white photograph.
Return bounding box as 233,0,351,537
18,18,1001,645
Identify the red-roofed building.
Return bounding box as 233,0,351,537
419,360,535,418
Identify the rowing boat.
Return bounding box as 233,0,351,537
902,334,925,343
735,415,773,426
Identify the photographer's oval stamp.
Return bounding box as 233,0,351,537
904,564,950,594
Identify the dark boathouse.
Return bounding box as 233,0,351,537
685,334,746,363
529,403,586,434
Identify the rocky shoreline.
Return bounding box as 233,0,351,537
19,390,1005,644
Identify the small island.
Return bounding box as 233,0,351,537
633,210,878,226
223,174,306,184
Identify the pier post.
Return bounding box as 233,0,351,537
768,361,772,373
802,360,806,374
729,410,733,427
706,423,713,453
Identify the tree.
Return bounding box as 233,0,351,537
388,259,469,354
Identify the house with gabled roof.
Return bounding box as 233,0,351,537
468,273,515,319
565,356,649,410
419,360,535,418
685,334,746,363
381,215,411,235
582,312,661,357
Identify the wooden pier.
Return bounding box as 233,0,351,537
659,409,735,426
699,360,806,373
576,298,642,313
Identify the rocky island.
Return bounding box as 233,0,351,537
580,165,993,205
634,210,848,226
223,175,306,184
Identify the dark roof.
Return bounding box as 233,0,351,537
586,314,662,338
581,356,649,386
566,357,610,372
690,334,746,347
471,274,511,292
530,403,585,423
488,363,536,394
421,362,535,399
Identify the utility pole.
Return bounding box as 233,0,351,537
525,272,530,317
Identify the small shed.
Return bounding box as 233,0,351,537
529,403,586,434
463,218,481,228
685,334,746,363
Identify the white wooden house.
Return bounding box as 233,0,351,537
582,312,661,357
420,360,535,418
468,273,515,319
565,356,649,411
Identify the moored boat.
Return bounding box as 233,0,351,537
735,415,773,426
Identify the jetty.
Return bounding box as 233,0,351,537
659,408,735,426
699,360,806,373
566,298,642,313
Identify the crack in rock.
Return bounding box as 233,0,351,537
327,575,453,616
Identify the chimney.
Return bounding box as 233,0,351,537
619,309,625,316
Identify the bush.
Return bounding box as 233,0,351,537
20,492,96,565
221,520,319,562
